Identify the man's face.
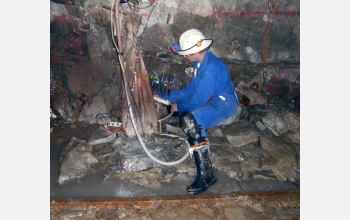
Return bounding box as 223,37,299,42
183,52,199,63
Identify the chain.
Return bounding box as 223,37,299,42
261,0,277,86
268,0,277,14
261,14,270,86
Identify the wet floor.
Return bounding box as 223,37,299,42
50,120,299,198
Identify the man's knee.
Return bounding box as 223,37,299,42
179,111,203,144
179,111,198,130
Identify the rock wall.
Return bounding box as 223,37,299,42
50,0,300,123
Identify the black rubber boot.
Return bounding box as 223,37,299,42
179,111,202,146
187,144,217,195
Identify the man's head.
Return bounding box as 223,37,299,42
177,29,213,56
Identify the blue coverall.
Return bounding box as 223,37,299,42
168,51,239,137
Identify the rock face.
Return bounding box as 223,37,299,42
88,126,116,145
261,107,300,136
259,135,300,183
50,0,300,127
226,129,259,148
58,137,98,185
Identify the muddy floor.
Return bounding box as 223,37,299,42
50,120,299,198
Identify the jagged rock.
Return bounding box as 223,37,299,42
239,143,264,158
226,129,259,148
88,126,116,145
165,124,185,136
58,137,98,185
92,144,116,159
214,158,241,173
111,135,127,148
259,135,300,183
121,146,157,172
173,164,196,176
261,112,289,136
211,146,244,163
240,157,262,174
252,174,276,180
165,167,177,178
211,146,243,174
78,84,121,124
233,104,249,123
207,127,224,137
119,137,186,172
285,110,300,133
226,170,239,179
261,107,300,136
284,130,300,144
95,113,119,125
116,167,171,189
111,135,126,146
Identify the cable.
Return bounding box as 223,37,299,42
110,0,189,165
158,112,173,122
157,112,173,133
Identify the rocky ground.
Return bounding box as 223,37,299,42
50,103,300,219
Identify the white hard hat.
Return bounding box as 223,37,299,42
177,29,213,55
